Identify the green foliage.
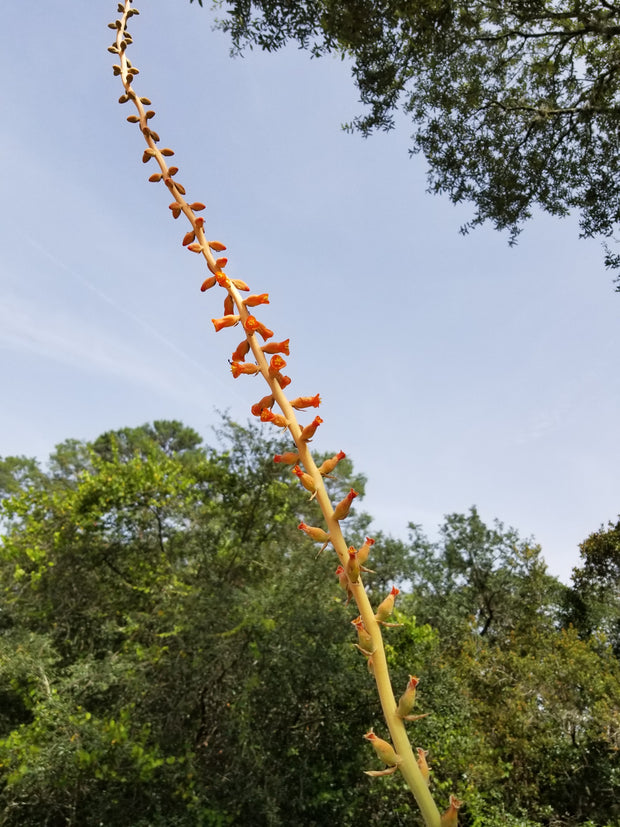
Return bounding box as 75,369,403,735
204,0,620,282
1,419,619,824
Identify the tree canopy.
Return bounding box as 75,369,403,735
194,0,620,283
1,418,619,824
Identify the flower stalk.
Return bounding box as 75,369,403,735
108,3,453,823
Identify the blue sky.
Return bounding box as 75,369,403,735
1,0,619,582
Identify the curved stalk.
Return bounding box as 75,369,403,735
108,3,452,824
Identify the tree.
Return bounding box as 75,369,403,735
194,0,620,284
564,514,620,655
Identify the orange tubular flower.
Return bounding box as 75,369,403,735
397,675,420,719
318,450,346,476
261,339,290,355
298,523,330,543
363,731,402,776
440,795,462,827
216,273,231,288
212,315,240,332
357,536,375,566
299,416,323,443
292,465,316,494
273,372,291,389
290,394,321,410
232,340,250,362
223,294,234,316
268,355,287,376
332,488,358,521
273,452,300,465
352,616,374,655
250,394,274,417
335,565,352,603
416,748,430,786
243,315,274,341
260,409,287,428
244,293,270,308
375,586,400,623
230,361,260,378
346,546,360,583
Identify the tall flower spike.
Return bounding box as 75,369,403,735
440,795,462,827
363,731,402,777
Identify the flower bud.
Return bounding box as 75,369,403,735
346,547,360,583
200,276,217,292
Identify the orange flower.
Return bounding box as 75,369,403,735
335,565,352,603
375,586,399,622
273,372,291,389
397,676,420,719
208,240,226,252
230,361,260,378
351,617,374,655
212,315,240,332
346,547,360,583
318,450,346,476
290,394,321,410
261,339,290,355
268,355,287,375
216,273,231,288
231,340,250,362
298,523,330,543
223,294,234,316
357,536,375,566
250,394,274,417
299,415,323,443
363,731,402,776
332,488,358,521
441,795,462,827
243,316,274,341
244,293,270,308
260,409,287,428
416,748,430,786
292,465,316,494
273,452,300,465
215,257,228,269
